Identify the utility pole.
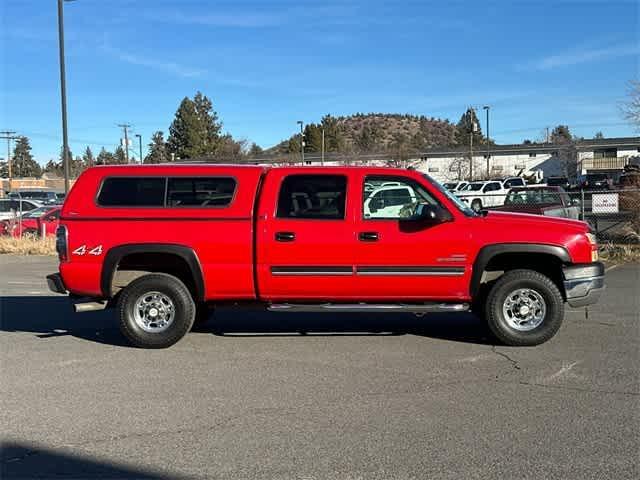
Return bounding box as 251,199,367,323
0,131,17,180
296,120,304,165
483,105,490,179
118,123,131,163
135,134,143,163
57,0,74,194
321,127,325,166
545,126,550,143
468,108,477,181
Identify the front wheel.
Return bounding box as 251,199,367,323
485,269,564,346
118,273,195,348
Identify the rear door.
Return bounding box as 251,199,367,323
256,170,356,300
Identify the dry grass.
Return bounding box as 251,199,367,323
598,242,640,263
0,236,56,255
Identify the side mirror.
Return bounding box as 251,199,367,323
410,203,452,223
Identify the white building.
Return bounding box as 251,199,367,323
413,137,640,183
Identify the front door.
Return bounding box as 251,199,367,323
353,173,472,301
256,171,356,300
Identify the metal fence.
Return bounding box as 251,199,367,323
454,188,640,244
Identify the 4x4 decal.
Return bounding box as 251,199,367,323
72,245,103,256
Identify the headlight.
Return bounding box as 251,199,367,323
586,233,598,261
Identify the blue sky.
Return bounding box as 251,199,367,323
1,0,638,163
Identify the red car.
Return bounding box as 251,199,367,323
1,206,61,237
47,165,604,348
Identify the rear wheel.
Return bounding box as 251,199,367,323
485,269,564,346
117,273,195,348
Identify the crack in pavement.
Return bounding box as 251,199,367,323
491,345,521,371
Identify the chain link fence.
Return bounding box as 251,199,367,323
454,187,640,244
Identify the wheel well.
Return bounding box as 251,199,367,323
111,252,198,299
481,252,566,298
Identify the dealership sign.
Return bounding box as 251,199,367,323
592,193,619,213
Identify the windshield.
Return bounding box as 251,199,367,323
21,207,49,218
461,183,483,191
505,189,563,205
421,174,476,217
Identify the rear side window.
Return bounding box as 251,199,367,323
167,177,235,207
97,177,165,207
277,175,347,220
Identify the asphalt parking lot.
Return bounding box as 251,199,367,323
1,255,638,480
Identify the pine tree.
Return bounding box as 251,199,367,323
455,108,485,146
82,147,95,167
249,143,263,156
12,136,41,177
145,131,169,164
550,125,573,144
303,124,323,153
167,92,223,159
113,146,127,164
44,159,61,175
96,147,115,165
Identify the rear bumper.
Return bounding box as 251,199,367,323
46,273,67,295
563,262,605,308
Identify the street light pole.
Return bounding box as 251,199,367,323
57,0,72,194
296,121,304,165
321,127,325,166
135,134,143,163
483,105,490,178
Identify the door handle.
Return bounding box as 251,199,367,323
275,231,296,242
359,231,379,242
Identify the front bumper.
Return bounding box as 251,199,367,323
46,273,67,294
563,262,605,308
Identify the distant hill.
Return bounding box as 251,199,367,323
269,113,462,154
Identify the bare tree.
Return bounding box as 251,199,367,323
622,80,640,131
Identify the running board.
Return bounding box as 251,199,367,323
267,303,469,313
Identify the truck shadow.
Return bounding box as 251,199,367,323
1,441,184,479
0,296,494,346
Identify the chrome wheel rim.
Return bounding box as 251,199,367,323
133,291,175,333
502,288,546,331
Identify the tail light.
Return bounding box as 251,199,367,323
56,225,68,262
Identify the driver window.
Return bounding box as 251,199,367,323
363,176,438,219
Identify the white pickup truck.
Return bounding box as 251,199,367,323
456,177,526,212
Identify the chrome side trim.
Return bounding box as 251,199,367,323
268,303,470,313
270,266,353,276
356,266,465,276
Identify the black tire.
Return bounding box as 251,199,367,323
485,269,564,346
117,273,195,348
471,199,483,212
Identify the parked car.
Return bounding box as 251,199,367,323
1,205,62,237
580,173,612,190
443,181,469,192
456,180,506,211
544,176,571,190
47,164,603,349
9,189,58,204
498,177,527,189
491,186,580,220
0,199,42,221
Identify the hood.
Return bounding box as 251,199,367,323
481,210,589,233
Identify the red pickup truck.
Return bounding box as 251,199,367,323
47,165,604,348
